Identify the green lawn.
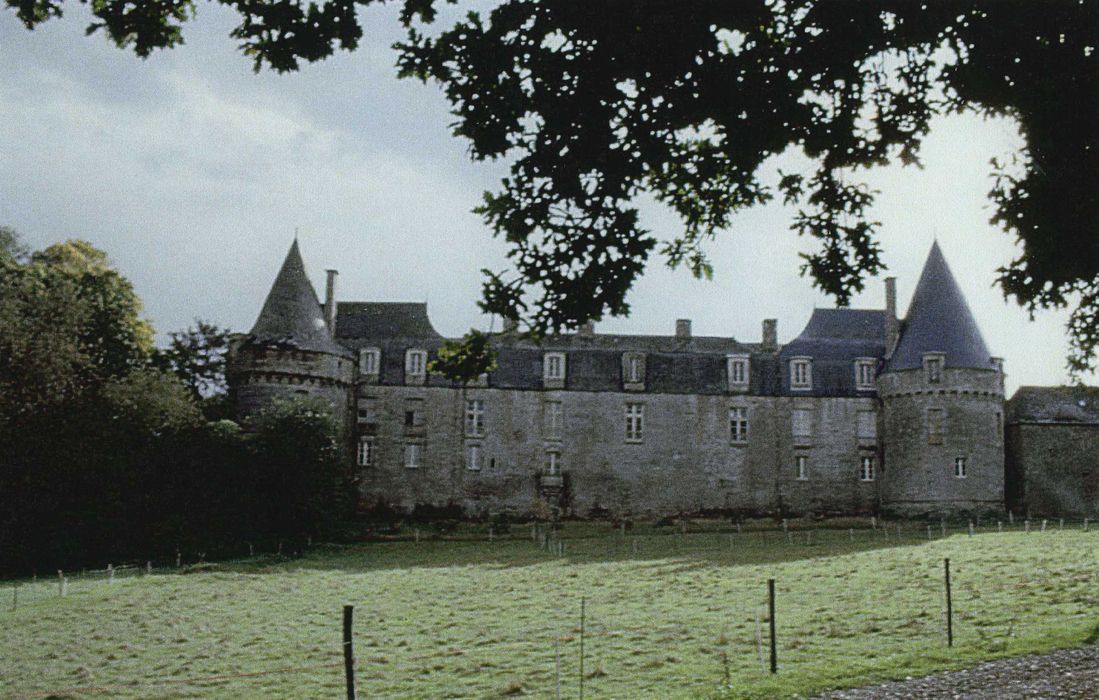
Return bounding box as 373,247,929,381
4,522,1099,699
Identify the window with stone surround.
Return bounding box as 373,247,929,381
357,397,379,426
545,450,561,475
792,408,813,445
790,358,812,390
465,399,485,437
927,408,945,445
623,352,645,388
625,403,644,442
729,406,749,444
544,400,563,441
924,353,944,384
859,455,876,481
356,437,376,468
856,410,877,442
727,354,750,390
404,442,422,469
404,398,425,429
405,349,427,383
466,443,482,471
854,358,876,390
954,456,967,478
359,347,380,376
796,454,809,481
544,352,566,381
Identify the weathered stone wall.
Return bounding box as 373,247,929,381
228,345,354,426
879,367,1004,515
1006,424,1099,516
354,382,881,517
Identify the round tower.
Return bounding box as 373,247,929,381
227,240,354,426
879,242,1005,516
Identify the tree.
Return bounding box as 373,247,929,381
7,1,1098,372
152,319,232,416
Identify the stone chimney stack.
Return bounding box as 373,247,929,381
324,269,338,337
675,319,692,339
761,319,777,351
502,317,519,333
577,320,595,336
885,276,899,358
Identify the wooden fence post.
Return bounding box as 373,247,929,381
12,583,17,611
108,564,114,584
944,558,953,647
343,605,356,700
579,597,586,700
768,579,777,673
58,570,64,597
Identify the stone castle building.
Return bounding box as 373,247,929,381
228,239,1011,517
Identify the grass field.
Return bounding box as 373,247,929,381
3,521,1099,699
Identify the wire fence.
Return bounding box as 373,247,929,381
5,517,1099,699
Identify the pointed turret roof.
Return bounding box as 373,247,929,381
886,241,993,371
248,240,343,354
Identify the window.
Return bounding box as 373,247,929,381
954,456,967,478
790,358,812,390
358,347,380,376
405,349,427,384
356,437,376,468
625,403,644,442
927,408,944,445
464,399,485,437
727,354,750,390
544,352,566,381
854,359,876,390
792,408,813,445
545,450,561,476
404,443,422,469
924,353,944,383
623,353,645,386
356,397,379,425
860,456,875,481
466,444,482,471
856,410,877,442
544,400,563,441
404,398,425,429
729,407,749,444
795,455,809,481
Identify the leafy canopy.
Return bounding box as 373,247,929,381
8,1,1098,372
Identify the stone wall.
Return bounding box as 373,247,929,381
1006,423,1099,516
227,345,354,426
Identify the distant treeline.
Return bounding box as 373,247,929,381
0,230,352,576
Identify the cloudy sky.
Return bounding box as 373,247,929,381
1,3,1089,393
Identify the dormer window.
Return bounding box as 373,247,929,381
923,353,944,384
405,349,427,384
790,358,812,390
622,352,645,390
854,359,876,390
727,354,750,391
543,352,566,388
359,347,380,376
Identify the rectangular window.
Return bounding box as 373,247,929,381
356,397,379,425
796,455,809,481
404,443,422,469
792,408,812,444
405,349,427,382
924,354,944,383
791,358,812,390
466,444,482,471
404,398,425,429
625,403,644,442
855,359,876,390
729,407,749,444
954,456,967,478
544,352,566,380
356,437,376,467
464,399,485,437
856,410,877,441
860,456,875,481
624,354,643,384
545,450,561,476
544,400,563,441
727,354,750,389
359,347,380,375
927,408,945,445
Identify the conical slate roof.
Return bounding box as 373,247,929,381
886,241,993,371
248,240,342,354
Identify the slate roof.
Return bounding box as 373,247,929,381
1007,386,1099,425
778,308,887,396
886,242,994,372
248,241,344,355
335,302,442,340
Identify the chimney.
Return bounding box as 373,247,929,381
324,269,338,337
675,319,692,339
502,316,519,333
761,319,777,351
885,276,899,358
577,320,595,336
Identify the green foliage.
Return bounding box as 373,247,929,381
152,318,231,414
427,328,497,383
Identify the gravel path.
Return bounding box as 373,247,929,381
810,644,1099,699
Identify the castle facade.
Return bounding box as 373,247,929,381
228,240,1008,517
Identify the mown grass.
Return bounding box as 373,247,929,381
3,522,1099,699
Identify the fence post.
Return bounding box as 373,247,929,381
175,548,181,568
1086,517,1090,532
555,636,561,700
58,570,64,597
1009,511,1014,525
146,561,152,575
579,597,586,700
108,564,114,584
927,525,932,540
1059,518,1064,531
1041,519,1047,532
768,578,777,673
1025,519,1030,533
968,522,974,537
343,605,356,700
12,583,17,611
849,528,854,541
944,558,953,647
997,520,1002,533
